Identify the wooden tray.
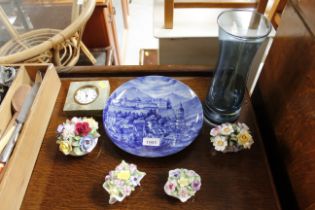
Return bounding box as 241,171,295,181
21,66,280,210
0,64,61,210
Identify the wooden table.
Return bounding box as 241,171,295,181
21,66,280,210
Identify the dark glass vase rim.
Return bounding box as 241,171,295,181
217,9,272,41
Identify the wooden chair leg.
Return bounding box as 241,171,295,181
0,6,19,39
80,42,97,65
267,0,281,27
257,0,269,14
121,0,129,29
105,46,113,66
164,0,174,29
0,6,29,51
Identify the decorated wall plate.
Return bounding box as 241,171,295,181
103,76,203,157
63,81,110,115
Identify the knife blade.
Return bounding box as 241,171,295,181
0,71,42,164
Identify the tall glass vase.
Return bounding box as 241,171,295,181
204,10,271,124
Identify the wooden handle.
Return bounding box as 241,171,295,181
0,113,18,154
0,163,4,172
0,162,5,180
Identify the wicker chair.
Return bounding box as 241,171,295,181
0,0,96,66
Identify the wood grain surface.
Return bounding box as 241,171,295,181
255,1,315,209
23,0,107,6
21,72,280,210
291,0,315,34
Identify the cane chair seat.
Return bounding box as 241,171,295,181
0,0,96,66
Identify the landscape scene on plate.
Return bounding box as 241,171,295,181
104,76,203,157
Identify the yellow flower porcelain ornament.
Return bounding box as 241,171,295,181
103,160,146,204
210,122,254,153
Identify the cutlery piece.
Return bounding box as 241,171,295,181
0,85,31,153
0,71,42,172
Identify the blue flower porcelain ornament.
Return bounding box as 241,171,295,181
56,117,100,156
164,168,202,202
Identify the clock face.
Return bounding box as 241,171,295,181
74,86,99,105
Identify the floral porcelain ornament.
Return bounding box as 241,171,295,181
164,168,201,202
210,122,254,152
103,160,146,204
56,117,100,156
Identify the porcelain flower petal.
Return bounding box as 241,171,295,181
237,122,249,131
83,117,99,130
71,117,80,124
58,141,72,155
62,123,75,140
213,136,228,151
79,136,97,153
57,124,64,133
220,123,234,135
210,126,221,136
237,130,253,149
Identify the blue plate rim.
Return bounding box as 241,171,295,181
102,75,204,157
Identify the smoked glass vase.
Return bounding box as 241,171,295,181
204,10,271,124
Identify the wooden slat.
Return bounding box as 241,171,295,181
23,0,107,6
266,0,280,20
257,0,268,13
175,0,255,2
103,8,118,64
273,13,281,26
108,0,121,64
164,0,263,29
56,64,212,77
164,0,174,29
174,1,258,8
121,0,129,29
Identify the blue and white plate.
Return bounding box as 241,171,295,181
103,76,203,157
